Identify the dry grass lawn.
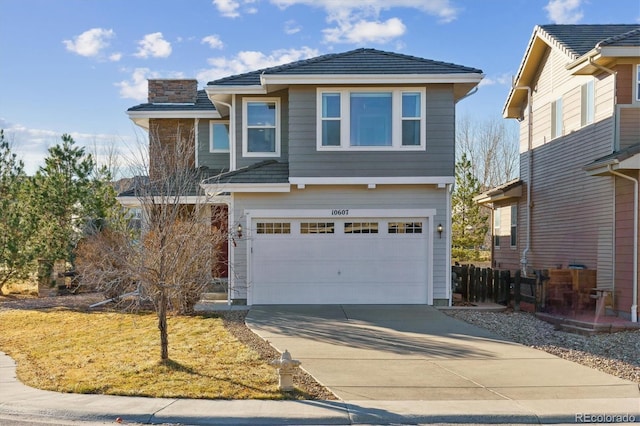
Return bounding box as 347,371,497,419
0,308,286,399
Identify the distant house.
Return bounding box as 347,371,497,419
123,48,483,306
477,25,639,321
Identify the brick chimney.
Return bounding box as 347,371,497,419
148,79,198,103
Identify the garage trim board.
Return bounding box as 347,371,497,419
244,209,435,305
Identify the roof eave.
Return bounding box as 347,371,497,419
260,73,484,86
200,182,291,194
205,85,267,95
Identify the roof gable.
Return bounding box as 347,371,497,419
540,25,640,58
208,48,483,87
504,24,640,118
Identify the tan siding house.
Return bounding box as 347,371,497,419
479,25,640,322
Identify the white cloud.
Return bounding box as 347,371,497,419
63,28,115,57
323,17,406,44
115,68,157,101
0,118,129,176
196,47,319,83
212,0,240,17
284,20,302,35
202,35,224,49
109,52,122,62
270,0,456,44
545,0,583,24
115,68,186,101
134,32,172,58
478,73,512,88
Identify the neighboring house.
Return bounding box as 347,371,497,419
124,48,483,306
476,25,640,321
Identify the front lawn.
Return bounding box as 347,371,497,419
0,308,287,399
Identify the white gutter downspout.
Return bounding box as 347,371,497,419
206,96,236,306
588,57,618,149
588,57,628,318
213,97,236,171
609,166,638,322
512,85,533,276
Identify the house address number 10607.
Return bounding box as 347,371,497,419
331,209,349,216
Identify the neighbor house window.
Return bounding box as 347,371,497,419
636,65,640,102
551,97,563,139
493,208,501,248
510,204,517,247
581,80,594,126
210,121,230,152
243,98,280,157
317,88,426,150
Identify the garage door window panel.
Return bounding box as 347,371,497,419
301,222,335,234
256,222,291,234
344,222,379,234
388,222,423,234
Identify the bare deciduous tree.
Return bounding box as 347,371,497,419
456,115,519,190
76,122,227,362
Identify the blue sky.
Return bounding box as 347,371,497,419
1,0,638,175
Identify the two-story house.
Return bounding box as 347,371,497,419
476,25,639,321
125,48,483,306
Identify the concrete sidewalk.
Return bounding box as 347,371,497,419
0,304,638,425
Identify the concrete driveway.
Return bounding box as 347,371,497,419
246,305,639,402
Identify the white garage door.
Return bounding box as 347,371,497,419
250,216,429,304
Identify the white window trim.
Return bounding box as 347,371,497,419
551,97,563,139
316,87,426,151
210,120,230,153
580,80,595,127
510,204,517,248
242,97,281,158
636,64,640,103
493,208,501,249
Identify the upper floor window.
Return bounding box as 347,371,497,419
580,80,594,127
210,121,230,153
551,97,563,139
636,65,640,102
317,88,426,151
493,208,501,248
243,98,280,157
510,204,517,247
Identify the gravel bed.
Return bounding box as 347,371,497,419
444,309,640,383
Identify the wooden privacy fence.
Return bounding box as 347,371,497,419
452,265,548,311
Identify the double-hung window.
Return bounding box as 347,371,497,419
636,65,640,102
243,98,280,157
551,97,563,139
493,208,501,248
580,80,594,127
210,121,230,152
317,88,426,150
510,204,517,247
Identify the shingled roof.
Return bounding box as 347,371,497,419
127,90,215,113
540,24,640,58
208,48,483,86
203,161,289,185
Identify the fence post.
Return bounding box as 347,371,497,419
468,266,475,302
504,270,511,307
514,270,521,312
493,269,500,303
480,268,487,302
460,265,469,302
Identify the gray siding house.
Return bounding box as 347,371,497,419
126,48,483,306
